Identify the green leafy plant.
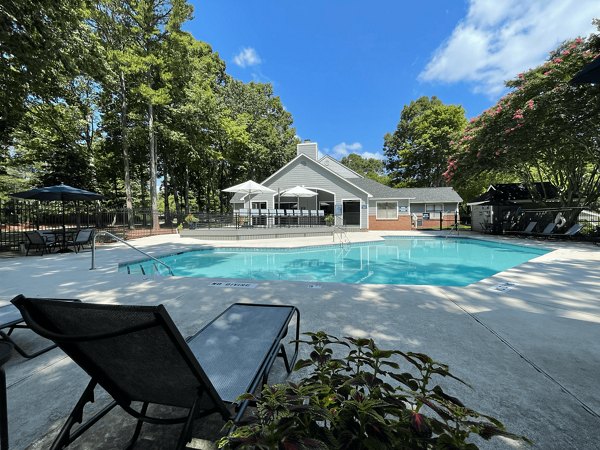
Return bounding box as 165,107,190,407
219,332,530,449
184,213,199,223
324,215,335,226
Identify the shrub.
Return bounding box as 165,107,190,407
324,215,335,226
218,332,530,449
184,213,199,223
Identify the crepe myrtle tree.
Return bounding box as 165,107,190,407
446,34,600,208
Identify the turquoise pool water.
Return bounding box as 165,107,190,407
119,237,549,286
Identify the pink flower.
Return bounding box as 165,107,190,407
575,37,583,44
518,73,524,79
495,150,501,156
476,151,481,159
526,99,534,110
553,58,563,64
513,109,524,120
562,50,570,56
469,117,476,123
543,70,553,76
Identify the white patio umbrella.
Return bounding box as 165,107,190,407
222,181,275,224
282,186,318,211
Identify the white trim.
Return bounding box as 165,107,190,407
376,201,398,220
259,154,372,198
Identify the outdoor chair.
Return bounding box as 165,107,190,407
504,221,537,236
11,295,299,450
548,223,584,240
23,231,58,256
0,300,80,358
531,222,557,239
65,228,94,253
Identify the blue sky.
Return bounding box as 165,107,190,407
187,0,598,160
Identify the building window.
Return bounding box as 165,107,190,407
376,201,398,220
425,203,443,212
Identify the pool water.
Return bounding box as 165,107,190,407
119,237,549,286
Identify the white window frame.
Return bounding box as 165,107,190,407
376,201,398,220
425,203,443,213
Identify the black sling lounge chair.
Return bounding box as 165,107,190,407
11,295,299,450
23,231,58,256
0,300,80,358
65,228,95,253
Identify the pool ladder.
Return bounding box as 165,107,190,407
90,231,174,276
333,226,351,257
445,224,460,238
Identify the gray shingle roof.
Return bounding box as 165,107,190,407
394,187,462,203
345,178,407,198
346,178,462,203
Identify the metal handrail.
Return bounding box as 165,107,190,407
90,231,174,276
445,223,460,238
332,226,351,249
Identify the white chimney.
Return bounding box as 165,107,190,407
297,141,318,160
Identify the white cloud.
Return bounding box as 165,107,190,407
324,142,384,160
360,152,384,161
233,47,262,68
331,142,363,158
420,0,598,96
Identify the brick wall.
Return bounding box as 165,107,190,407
368,215,412,230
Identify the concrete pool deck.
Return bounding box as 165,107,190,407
0,230,599,449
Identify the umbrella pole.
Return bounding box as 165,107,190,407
62,201,66,246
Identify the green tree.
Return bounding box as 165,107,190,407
8,76,100,190
340,153,390,184
384,97,467,187
0,0,94,144
447,33,600,208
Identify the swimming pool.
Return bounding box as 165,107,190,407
119,237,549,286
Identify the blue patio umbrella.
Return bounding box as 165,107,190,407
10,184,104,251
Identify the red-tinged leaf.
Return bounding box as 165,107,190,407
409,412,432,438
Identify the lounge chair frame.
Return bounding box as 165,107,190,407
0,300,80,358
11,296,299,450
23,231,57,256
66,229,94,253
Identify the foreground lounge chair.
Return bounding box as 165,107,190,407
65,228,94,253
11,295,299,450
0,300,80,358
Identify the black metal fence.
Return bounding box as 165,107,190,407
487,206,600,241
0,200,176,252
187,209,331,229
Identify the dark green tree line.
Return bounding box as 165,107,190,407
0,0,298,227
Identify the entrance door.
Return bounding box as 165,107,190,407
342,200,360,226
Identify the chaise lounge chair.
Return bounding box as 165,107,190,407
65,228,94,253
11,295,300,450
23,231,58,256
504,221,537,236
548,223,583,239
0,300,80,358
530,222,557,239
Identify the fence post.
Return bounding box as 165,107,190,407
439,211,443,230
